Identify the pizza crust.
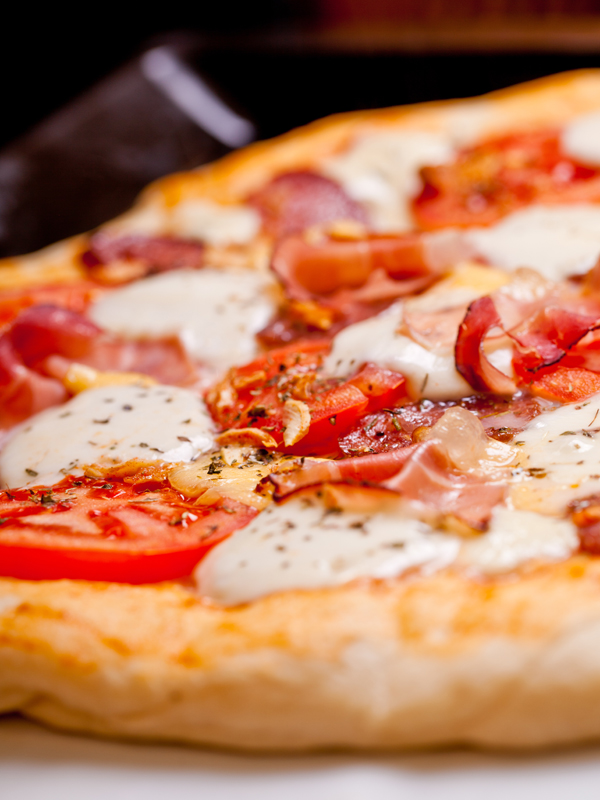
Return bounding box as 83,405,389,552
3,70,600,750
2,557,600,751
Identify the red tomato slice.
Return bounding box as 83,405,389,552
206,341,378,456
347,363,409,413
413,129,600,230
0,475,256,583
526,366,600,403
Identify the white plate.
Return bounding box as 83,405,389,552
2,716,600,800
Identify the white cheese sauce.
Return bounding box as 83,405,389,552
196,494,460,606
561,111,600,167
466,204,600,281
89,268,277,375
0,384,216,488
104,198,261,246
510,392,600,515
323,131,455,232
323,303,472,401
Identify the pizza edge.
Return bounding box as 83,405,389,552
2,69,600,750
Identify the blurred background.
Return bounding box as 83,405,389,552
1,0,600,256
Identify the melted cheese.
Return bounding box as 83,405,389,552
510,393,600,515
462,506,577,573
0,385,216,488
466,204,600,281
561,111,600,167
196,493,578,606
196,494,460,606
89,268,277,375
323,304,471,401
105,198,261,246
323,131,454,232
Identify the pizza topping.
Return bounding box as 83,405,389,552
61,363,157,394
249,171,366,239
0,473,256,583
0,384,216,488
413,129,600,230
195,490,576,606
466,204,600,282
81,233,205,284
510,392,600,515
0,336,67,429
169,445,281,510
89,268,277,377
195,492,460,606
324,304,472,401
561,111,600,168
460,505,577,573
323,130,455,232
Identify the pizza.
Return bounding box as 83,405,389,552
5,70,600,751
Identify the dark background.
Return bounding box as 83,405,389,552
2,1,600,255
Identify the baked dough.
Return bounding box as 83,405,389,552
3,70,600,751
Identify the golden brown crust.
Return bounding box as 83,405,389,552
4,70,600,750
3,558,600,750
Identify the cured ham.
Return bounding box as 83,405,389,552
81,233,205,283
249,171,366,238
2,305,197,404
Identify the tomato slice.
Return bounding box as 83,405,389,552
206,341,379,456
413,129,600,230
526,366,600,403
0,475,256,583
347,363,409,413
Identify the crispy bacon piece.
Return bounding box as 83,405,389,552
249,171,366,239
81,233,205,284
269,447,418,499
455,296,516,395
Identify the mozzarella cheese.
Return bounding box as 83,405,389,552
105,198,261,246
466,204,600,281
323,303,472,401
0,384,216,488
462,506,577,573
196,492,578,606
323,131,455,232
196,493,460,606
510,393,600,515
89,268,277,375
561,111,600,167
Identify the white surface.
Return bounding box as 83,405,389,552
3,716,600,800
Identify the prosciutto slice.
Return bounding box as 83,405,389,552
5,304,196,391
249,171,366,238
